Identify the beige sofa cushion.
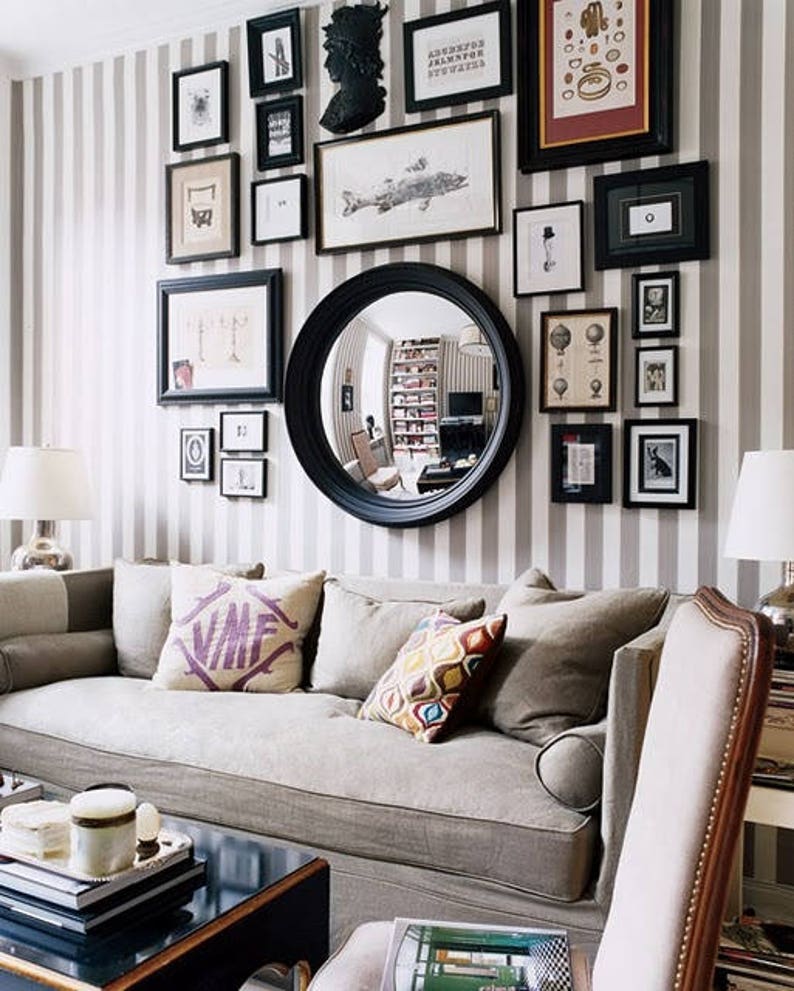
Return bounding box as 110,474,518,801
535,722,605,813
479,574,669,744
310,580,485,699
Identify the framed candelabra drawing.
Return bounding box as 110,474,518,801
539,307,618,412
517,0,673,173
157,270,283,405
623,418,698,509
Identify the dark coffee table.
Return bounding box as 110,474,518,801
0,817,328,990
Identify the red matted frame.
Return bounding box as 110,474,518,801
518,0,673,173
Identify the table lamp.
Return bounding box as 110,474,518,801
458,324,491,358
0,446,92,571
724,449,794,653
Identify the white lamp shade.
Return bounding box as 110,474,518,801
724,450,794,562
0,447,92,521
458,324,491,358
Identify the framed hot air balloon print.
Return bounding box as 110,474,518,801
539,307,618,412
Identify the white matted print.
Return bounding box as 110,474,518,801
252,176,306,244
180,428,214,481
623,418,697,509
635,345,678,406
632,271,680,337
513,201,584,297
315,111,500,254
220,458,267,498
173,62,228,151
220,411,268,453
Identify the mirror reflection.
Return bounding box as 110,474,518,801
320,292,500,500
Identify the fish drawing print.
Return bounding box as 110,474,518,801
340,156,469,216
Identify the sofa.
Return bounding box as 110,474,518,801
0,564,674,948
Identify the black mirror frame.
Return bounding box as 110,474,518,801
284,263,525,528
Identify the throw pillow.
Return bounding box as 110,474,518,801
113,559,264,679
358,611,507,743
153,567,325,692
534,723,606,813
478,579,669,745
0,630,117,694
310,579,486,699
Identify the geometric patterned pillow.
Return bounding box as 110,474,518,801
357,611,507,743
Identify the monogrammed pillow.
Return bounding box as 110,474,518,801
153,566,325,692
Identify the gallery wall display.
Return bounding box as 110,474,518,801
172,61,229,152
157,269,283,405
623,418,698,509
247,9,303,97
635,344,678,407
165,153,239,265
539,307,617,412
314,111,501,254
550,423,612,504
320,2,387,134
180,428,214,482
220,457,267,498
594,161,710,269
256,96,304,171
251,175,307,245
632,271,680,337
403,0,512,113
220,411,268,453
517,0,673,173
513,200,584,297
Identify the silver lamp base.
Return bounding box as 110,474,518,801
10,521,73,572
758,562,794,656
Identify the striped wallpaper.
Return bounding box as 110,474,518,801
3,0,794,604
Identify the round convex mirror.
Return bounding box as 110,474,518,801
284,263,525,527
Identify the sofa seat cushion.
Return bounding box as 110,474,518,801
0,678,597,903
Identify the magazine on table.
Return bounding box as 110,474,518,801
379,918,573,991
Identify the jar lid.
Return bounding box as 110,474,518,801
70,788,136,821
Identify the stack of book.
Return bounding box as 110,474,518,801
717,917,794,989
0,836,204,935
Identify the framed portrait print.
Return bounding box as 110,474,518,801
166,153,239,265
314,111,501,254
157,269,283,405
539,307,618,412
256,96,304,171
403,0,512,113
180,428,214,481
514,201,584,297
220,411,268,453
623,418,697,509
252,175,307,245
551,423,612,504
518,0,673,173
247,9,302,97
172,61,229,152
632,271,679,337
594,161,710,270
635,345,678,406
220,458,267,498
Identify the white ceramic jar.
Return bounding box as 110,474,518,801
70,788,137,876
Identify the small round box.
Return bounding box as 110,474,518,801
70,788,137,876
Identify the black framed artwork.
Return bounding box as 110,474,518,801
256,96,304,171
539,307,618,412
157,269,283,405
166,153,239,265
180,428,214,481
219,411,268,453
220,458,267,498
518,0,673,173
635,345,678,407
550,423,612,504
247,9,302,97
314,111,501,254
632,271,680,337
172,61,229,152
513,200,584,297
594,161,710,270
623,418,698,509
403,0,512,113
251,175,307,245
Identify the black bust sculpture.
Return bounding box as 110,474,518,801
320,3,387,135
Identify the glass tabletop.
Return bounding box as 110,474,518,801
0,816,316,988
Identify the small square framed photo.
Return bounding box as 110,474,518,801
247,9,302,97
623,418,698,510
635,345,678,407
514,201,584,297
256,96,304,171
252,175,307,245
551,423,612,504
180,428,214,481
166,153,239,264
220,411,268,453
172,61,229,152
632,272,679,338
220,458,267,499
540,308,618,412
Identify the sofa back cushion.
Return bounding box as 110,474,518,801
113,559,264,679
310,579,486,699
0,630,117,693
0,569,113,640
